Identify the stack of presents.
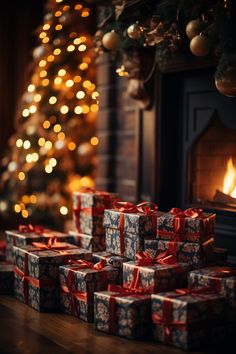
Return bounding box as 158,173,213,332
0,189,236,350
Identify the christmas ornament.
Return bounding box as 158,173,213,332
102,30,120,51
127,23,142,39
185,19,205,39
215,68,236,97
190,34,210,56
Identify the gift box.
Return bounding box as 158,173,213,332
144,238,214,269
5,226,76,262
13,241,92,311
104,202,163,259
59,260,120,322
152,288,226,349
156,208,215,243
69,231,106,252
73,189,117,235
94,285,151,339
92,252,129,268
122,252,189,293
0,262,14,294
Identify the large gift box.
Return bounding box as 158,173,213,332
59,259,120,322
152,287,226,349
13,240,92,311
122,252,189,293
5,225,75,262
0,262,14,294
144,238,214,269
156,208,215,243
69,231,106,252
94,285,151,339
73,189,117,235
104,202,163,259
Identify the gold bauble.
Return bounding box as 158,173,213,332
185,19,204,39
127,23,142,39
102,30,120,51
215,69,236,97
190,35,210,56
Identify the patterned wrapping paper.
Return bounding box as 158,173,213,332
94,289,151,339
156,209,215,243
0,262,14,294
92,252,129,268
13,243,92,312
123,261,189,293
59,263,120,322
69,231,106,252
5,228,76,262
152,290,226,349
144,238,214,269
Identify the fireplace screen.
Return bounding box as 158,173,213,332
190,116,236,209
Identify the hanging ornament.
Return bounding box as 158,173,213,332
185,19,205,39
127,23,142,40
102,30,120,51
215,68,236,97
190,34,210,56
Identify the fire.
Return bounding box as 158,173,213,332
223,158,236,198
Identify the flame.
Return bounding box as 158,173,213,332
223,158,236,197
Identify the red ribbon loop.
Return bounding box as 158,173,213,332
32,237,69,251
19,224,44,234
136,251,176,266
169,207,203,234
67,258,107,271
113,201,138,213
136,202,158,215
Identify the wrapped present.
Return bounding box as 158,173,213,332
5,225,76,262
59,259,120,322
152,287,226,349
69,231,106,252
0,262,14,294
144,238,214,269
0,240,6,261
13,239,92,311
104,201,163,259
122,251,189,293
156,208,215,243
73,188,117,235
94,285,151,339
92,252,129,268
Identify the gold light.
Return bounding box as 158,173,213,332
28,84,35,92
60,105,69,114
56,0,63,2
39,32,47,39
43,120,51,129
87,83,95,91
45,165,53,173
90,104,99,112
60,206,68,215
29,105,37,114
76,91,85,99
34,94,42,102
23,140,31,149
42,78,49,86
30,195,37,203
80,36,86,43
81,9,90,17
74,4,82,10
80,176,93,187
54,48,61,55
38,137,46,146
47,55,55,62
43,24,50,30
18,172,25,181
73,38,81,45
78,44,86,52
39,60,47,67
55,11,62,17
49,157,57,167
58,69,66,76
22,209,29,218
22,195,30,203
42,37,49,44
45,141,52,150
66,79,74,87
54,77,62,85
14,204,21,213
32,153,39,162
16,139,23,148
53,124,61,133
63,5,70,12
26,154,33,163
74,106,83,114
49,96,57,104
79,63,88,70
90,136,99,146
92,91,99,99
73,75,81,83
68,142,76,151
55,24,62,31
83,80,91,88
83,56,91,64
22,109,30,117
58,132,65,140
67,45,75,52
82,105,89,114
40,70,47,78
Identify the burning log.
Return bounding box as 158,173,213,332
213,189,236,205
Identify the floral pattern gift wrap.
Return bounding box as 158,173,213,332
73,189,117,235
69,231,106,252
13,240,92,312
0,262,14,294
59,259,120,322
152,287,226,349
104,201,163,259
122,252,189,293
94,285,151,339
156,208,215,243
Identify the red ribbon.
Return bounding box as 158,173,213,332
113,201,158,256
169,207,203,235
32,237,70,252
18,224,44,235
204,267,236,293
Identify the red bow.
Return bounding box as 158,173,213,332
67,258,107,270
32,237,70,251
136,250,177,266
169,207,203,234
19,224,44,235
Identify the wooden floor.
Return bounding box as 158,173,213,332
0,296,234,354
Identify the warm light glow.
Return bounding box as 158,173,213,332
22,109,30,117
60,105,69,114
22,209,29,218
26,154,33,163
73,75,81,83
23,140,31,149
43,24,50,30
18,172,25,181
14,204,21,213
16,139,23,148
83,56,91,64
74,38,81,45
28,84,35,92
69,32,77,39
81,9,90,17
54,48,61,55
60,206,68,215
56,0,63,3
87,83,95,91
32,153,39,162
63,5,70,12
92,91,99,99
58,69,66,76
57,132,65,140
38,137,45,146
22,195,30,204
55,24,63,31
90,104,99,112
79,63,88,70
67,45,75,52
49,158,57,167
54,77,62,85
40,70,47,78
34,94,42,102
74,106,83,114
47,55,55,62
78,44,86,52
39,32,47,39
42,79,50,86
45,141,52,150
80,36,86,43
49,96,57,104
90,136,99,146
45,165,53,173
30,195,37,203
43,120,51,129
39,60,47,67
66,79,74,87
74,4,82,11
76,91,85,99
55,140,65,149
83,80,91,88
68,142,76,151
80,176,93,188
53,124,61,133
82,105,89,114
29,105,37,114
223,158,236,197
42,37,49,44
8,161,17,172
55,11,62,17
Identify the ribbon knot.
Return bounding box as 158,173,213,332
169,207,203,234
19,224,44,235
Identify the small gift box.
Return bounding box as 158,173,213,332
73,188,117,235
5,225,75,262
0,262,14,294
59,259,120,322
69,231,106,252
104,202,163,259
144,238,214,269
94,285,151,339
122,251,189,293
156,208,215,243
152,287,226,349
13,239,92,311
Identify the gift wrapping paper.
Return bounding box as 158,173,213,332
0,262,14,294
156,209,215,243
92,252,129,268
144,238,214,269
94,289,151,339
69,231,106,252
13,243,92,311
152,290,226,349
123,261,189,293
59,263,120,321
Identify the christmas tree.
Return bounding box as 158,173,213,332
0,0,99,229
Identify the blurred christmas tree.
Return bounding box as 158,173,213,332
0,0,99,229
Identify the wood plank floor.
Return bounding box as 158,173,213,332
0,296,234,354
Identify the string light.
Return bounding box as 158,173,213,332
66,79,74,87
54,48,61,55
45,165,53,173
49,158,57,167
8,161,17,172
78,44,86,52
22,109,30,117
14,204,21,213
29,105,37,114
55,24,62,31
74,4,82,11
30,195,37,203
83,56,91,64
47,55,55,62
79,63,88,70
67,45,75,52
74,38,81,45
54,77,62,85
43,24,50,30
60,206,68,215
22,209,29,218
55,140,64,149
92,91,99,99
45,141,52,150
83,80,91,88
57,132,65,140
73,75,81,83
63,5,70,12
26,154,33,163
82,105,89,114
58,69,66,76
60,105,69,114
74,106,83,114
81,9,90,17
32,153,39,162
16,139,23,148
40,70,47,78
90,104,99,112
68,142,76,151
56,0,63,3
42,37,49,44
90,137,99,146
55,11,62,17
18,172,25,181
49,96,57,104
27,84,35,92
38,137,46,146
39,60,47,67
34,94,42,102
39,32,47,39
43,120,51,129
53,124,61,133
23,140,31,149
42,78,49,86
